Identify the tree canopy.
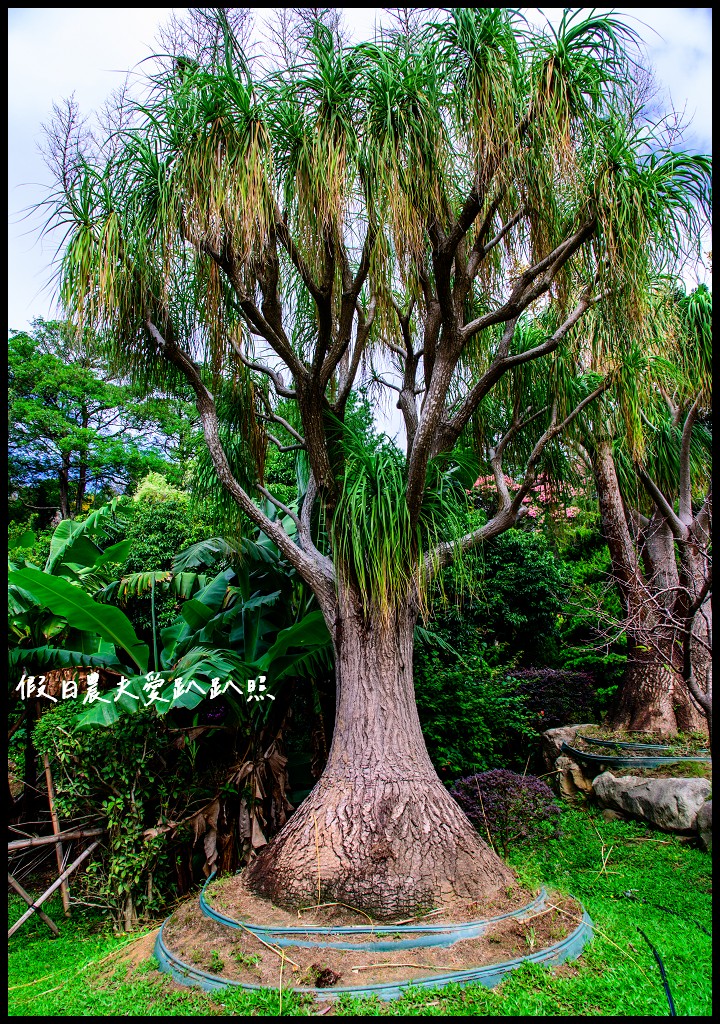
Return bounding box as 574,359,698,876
45,8,710,611
8,319,197,523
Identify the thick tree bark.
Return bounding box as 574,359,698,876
679,537,712,743
246,590,514,918
608,643,706,736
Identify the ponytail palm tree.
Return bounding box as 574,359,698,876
582,285,712,738
43,9,710,916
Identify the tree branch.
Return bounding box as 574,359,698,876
320,221,378,389
335,297,376,411
274,208,324,303
299,472,334,576
266,432,305,453
229,335,296,399
637,466,687,540
467,209,523,282
461,219,597,340
678,397,700,524
144,319,334,605
434,289,594,460
257,395,305,444
427,379,610,577
256,486,301,531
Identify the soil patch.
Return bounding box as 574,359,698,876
202,870,537,929
113,928,160,970
162,889,582,991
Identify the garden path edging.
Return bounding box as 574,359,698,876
154,885,594,1000
199,874,549,952
154,912,594,999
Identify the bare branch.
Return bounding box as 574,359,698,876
637,466,687,540
428,379,610,578
144,319,334,605
256,398,306,444
461,219,597,341
320,221,378,388
371,372,401,393
335,297,377,411
229,335,296,399
488,403,549,511
266,432,306,453
275,208,324,303
434,289,594,460
467,209,524,282
256,486,301,531
508,381,611,517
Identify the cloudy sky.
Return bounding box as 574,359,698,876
7,7,712,335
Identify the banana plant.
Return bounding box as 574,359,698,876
9,499,148,680
71,508,333,871
75,511,333,729
8,499,149,821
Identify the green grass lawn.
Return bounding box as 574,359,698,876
9,806,711,1016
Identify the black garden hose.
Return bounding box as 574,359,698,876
636,927,676,1017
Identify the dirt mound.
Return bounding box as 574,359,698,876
113,928,161,970
162,887,582,991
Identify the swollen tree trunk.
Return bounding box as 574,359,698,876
246,590,513,918
679,538,713,746
608,642,705,736
591,441,707,738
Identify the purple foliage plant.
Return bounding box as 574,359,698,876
451,768,561,856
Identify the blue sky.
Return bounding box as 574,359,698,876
7,8,712,334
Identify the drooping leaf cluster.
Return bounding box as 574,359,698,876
41,8,710,614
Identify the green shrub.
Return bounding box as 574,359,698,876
120,495,212,636
414,629,536,779
32,702,207,926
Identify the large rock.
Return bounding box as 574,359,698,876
541,724,597,772
696,800,712,852
593,772,711,832
555,755,594,800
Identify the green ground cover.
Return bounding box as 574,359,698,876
9,806,711,1017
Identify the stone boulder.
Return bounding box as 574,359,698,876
541,724,597,772
592,772,711,832
555,755,594,800
696,800,712,852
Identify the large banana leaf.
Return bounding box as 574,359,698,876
44,498,124,574
55,525,332,728
8,568,149,672
172,537,241,572
94,538,133,568
8,645,123,672
76,699,121,729
256,611,331,670
48,524,103,575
